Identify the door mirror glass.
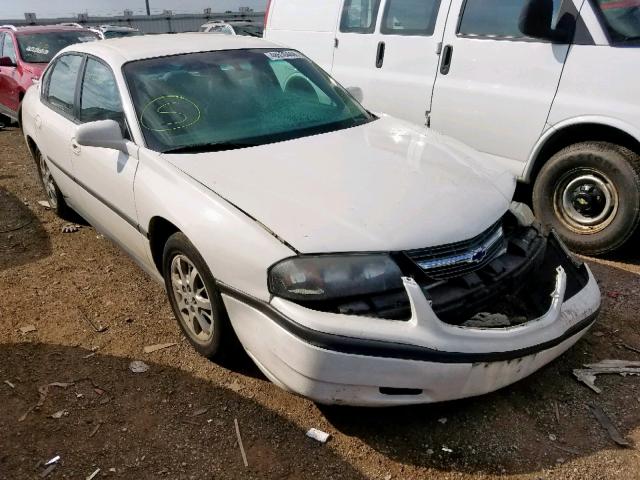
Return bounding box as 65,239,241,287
519,0,571,42
347,86,364,103
76,119,128,153
0,56,15,67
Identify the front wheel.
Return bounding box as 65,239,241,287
533,142,640,255
163,232,237,360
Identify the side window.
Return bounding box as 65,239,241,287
458,0,562,38
0,34,5,57
381,0,442,36
340,0,382,33
79,58,125,132
3,34,17,64
46,54,83,115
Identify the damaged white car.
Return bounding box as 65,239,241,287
21,34,601,406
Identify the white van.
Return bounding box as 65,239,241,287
264,0,640,255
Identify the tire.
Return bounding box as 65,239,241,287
162,232,238,360
533,141,640,255
35,149,72,219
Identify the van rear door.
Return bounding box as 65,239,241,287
430,0,572,173
333,0,449,126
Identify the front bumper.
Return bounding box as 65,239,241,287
220,242,601,407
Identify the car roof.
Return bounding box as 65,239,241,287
3,25,94,35
58,32,282,67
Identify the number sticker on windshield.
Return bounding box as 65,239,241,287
26,46,49,55
264,50,305,61
140,96,201,132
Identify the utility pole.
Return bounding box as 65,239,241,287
145,0,151,15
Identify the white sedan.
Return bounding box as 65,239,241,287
21,34,601,407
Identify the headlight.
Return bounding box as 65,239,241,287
268,254,404,302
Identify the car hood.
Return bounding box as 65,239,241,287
163,116,516,253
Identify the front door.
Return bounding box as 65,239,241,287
430,0,571,174
71,56,147,262
0,33,20,115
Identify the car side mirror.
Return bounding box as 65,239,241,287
347,86,364,103
0,56,16,67
76,120,128,154
519,0,572,43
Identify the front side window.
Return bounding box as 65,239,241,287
123,49,374,153
594,0,640,43
80,58,126,133
17,31,98,63
340,0,382,33
3,34,17,64
46,54,83,115
458,0,562,38
381,0,442,36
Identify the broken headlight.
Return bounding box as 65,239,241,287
268,254,404,302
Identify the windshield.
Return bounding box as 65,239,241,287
103,30,143,39
594,0,640,42
17,31,98,63
123,48,374,153
232,25,264,37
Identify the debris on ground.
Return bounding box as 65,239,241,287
86,467,100,480
227,381,242,393
19,325,37,334
37,200,51,209
234,418,249,467
50,410,69,419
553,400,561,424
129,360,150,374
61,224,81,234
89,423,101,438
619,343,640,355
4,380,15,389
143,342,177,354
438,417,448,425
44,455,60,466
306,428,331,444
574,360,640,393
442,447,453,453
588,404,632,448
191,407,209,417
40,464,56,478
78,307,108,333
548,434,557,442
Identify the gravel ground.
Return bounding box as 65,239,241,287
1,126,640,480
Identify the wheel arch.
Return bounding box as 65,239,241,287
524,118,640,185
148,216,181,275
25,134,38,160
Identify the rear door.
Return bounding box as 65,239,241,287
0,33,20,114
430,0,570,172
366,0,449,126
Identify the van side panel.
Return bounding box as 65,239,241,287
547,44,640,144
265,0,343,72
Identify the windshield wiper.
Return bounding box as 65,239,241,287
162,142,253,154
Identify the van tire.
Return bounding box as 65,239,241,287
533,141,640,255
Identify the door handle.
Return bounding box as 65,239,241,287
71,139,81,155
440,45,453,75
376,41,386,69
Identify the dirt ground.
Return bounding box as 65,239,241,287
1,125,640,480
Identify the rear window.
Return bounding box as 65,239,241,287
17,31,98,63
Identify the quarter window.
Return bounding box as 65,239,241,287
80,58,125,132
3,34,17,64
458,0,562,38
46,54,83,115
381,0,441,36
340,0,381,33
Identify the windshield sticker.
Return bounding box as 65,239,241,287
264,50,304,61
26,46,49,55
140,95,201,132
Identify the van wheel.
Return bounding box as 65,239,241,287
36,150,72,219
163,232,238,360
533,142,640,255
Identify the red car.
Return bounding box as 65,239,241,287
0,25,99,125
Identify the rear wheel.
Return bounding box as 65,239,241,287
533,142,640,255
163,232,238,360
36,150,71,218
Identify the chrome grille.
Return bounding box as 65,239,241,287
406,221,506,280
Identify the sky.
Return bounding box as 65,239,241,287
1,0,267,20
